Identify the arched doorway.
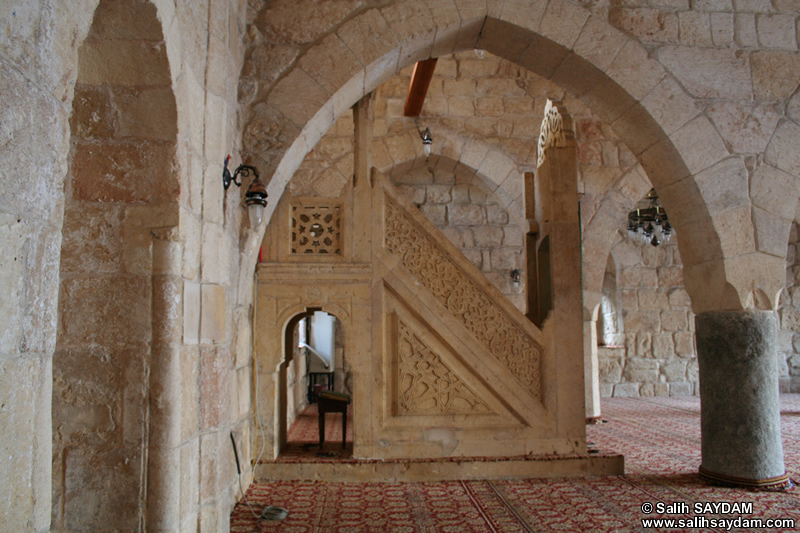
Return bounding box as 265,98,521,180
277,308,350,458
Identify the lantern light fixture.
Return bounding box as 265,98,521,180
626,188,672,247
415,120,432,159
510,269,521,289
223,155,268,227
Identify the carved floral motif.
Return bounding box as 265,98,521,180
384,196,542,397
291,204,342,255
537,99,566,167
397,319,491,415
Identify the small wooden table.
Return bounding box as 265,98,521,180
318,391,351,449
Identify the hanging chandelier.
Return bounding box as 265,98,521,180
627,188,672,247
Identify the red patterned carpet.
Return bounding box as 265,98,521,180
280,403,354,460
231,395,800,532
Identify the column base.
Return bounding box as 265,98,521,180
699,465,791,490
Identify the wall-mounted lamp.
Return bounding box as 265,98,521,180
223,155,268,227
415,120,432,159
510,269,521,289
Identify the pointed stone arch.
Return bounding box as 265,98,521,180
237,1,749,315
53,0,179,529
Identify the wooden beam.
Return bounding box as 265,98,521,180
403,58,438,117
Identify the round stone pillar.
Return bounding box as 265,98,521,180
695,310,788,488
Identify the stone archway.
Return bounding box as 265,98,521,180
52,0,179,529
239,1,800,488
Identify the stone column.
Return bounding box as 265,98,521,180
147,229,183,530
584,319,601,421
695,310,788,487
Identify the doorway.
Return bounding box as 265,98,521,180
278,309,351,458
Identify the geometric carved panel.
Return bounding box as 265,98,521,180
291,204,342,254
384,195,542,398
397,319,492,416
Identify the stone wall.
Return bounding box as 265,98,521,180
598,230,698,398
392,165,525,310
778,222,800,393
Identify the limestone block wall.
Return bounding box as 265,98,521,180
392,165,525,310
598,232,698,398
778,222,800,393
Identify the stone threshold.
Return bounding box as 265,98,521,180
255,453,624,482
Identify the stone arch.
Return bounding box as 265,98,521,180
53,0,179,529
598,252,624,347
238,2,749,316
376,129,529,221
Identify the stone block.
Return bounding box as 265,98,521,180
609,7,678,43
634,333,652,357
710,12,735,46
679,11,713,46
652,334,676,358
572,15,628,71
180,440,200,520
490,248,519,270
661,310,689,331
734,12,759,47
657,46,751,100
503,227,523,246
200,346,231,431
605,41,666,101
200,284,226,344
116,87,178,141
750,165,797,219
426,184,452,204
59,276,150,347
621,289,638,310
670,115,730,176
71,140,179,203
184,282,201,345
657,266,683,287
600,384,614,397
753,207,791,258
448,204,485,226
624,309,661,332
638,291,669,310
706,102,780,155
780,308,800,332
756,14,797,49
78,39,171,87
181,346,200,441
613,383,641,397
765,120,800,178
448,96,475,117
538,0,590,47
420,204,446,226
486,205,508,225
397,185,427,205
623,358,660,382
669,382,694,396
463,249,483,270
443,78,477,96
60,203,122,276
668,288,692,308
450,184,470,204
476,96,504,117
473,226,504,247
63,448,142,530
599,358,623,383
200,223,230,286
